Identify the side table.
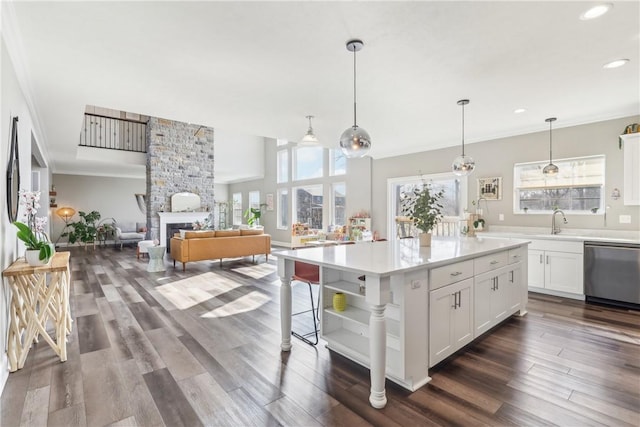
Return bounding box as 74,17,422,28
147,246,166,272
2,252,72,372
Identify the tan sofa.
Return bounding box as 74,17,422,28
170,229,271,271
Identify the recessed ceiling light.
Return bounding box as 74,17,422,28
580,3,613,20
514,108,526,114
603,59,629,69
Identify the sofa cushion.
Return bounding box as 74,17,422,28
215,230,241,237
185,230,216,239
240,229,264,236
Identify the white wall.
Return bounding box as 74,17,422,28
51,174,146,242
1,35,46,392
372,115,640,238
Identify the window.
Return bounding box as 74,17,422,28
293,184,323,229
248,191,260,210
294,146,323,181
276,138,288,146
232,192,242,225
331,183,346,226
330,149,347,176
277,188,289,230
388,173,468,238
277,150,288,183
514,155,605,214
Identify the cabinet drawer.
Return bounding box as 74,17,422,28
474,251,508,275
508,246,526,264
430,260,474,290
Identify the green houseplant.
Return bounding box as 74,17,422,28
244,204,267,227
400,184,444,246
63,210,101,247
13,221,54,263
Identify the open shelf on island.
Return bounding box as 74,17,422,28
325,280,365,297
325,306,400,338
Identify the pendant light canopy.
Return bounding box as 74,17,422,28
299,115,319,146
543,117,559,176
340,39,371,158
452,99,475,176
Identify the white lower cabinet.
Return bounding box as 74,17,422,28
429,278,474,367
527,240,583,296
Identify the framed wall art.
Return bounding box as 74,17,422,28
477,177,502,200
265,193,274,211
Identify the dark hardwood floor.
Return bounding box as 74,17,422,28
2,246,639,426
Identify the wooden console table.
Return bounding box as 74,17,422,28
2,252,72,372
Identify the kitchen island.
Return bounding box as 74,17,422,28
277,236,529,408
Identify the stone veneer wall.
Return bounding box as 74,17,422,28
146,117,214,240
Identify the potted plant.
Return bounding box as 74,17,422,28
64,210,101,248
244,204,267,227
13,221,54,265
400,184,444,246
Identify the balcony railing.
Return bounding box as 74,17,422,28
79,113,147,153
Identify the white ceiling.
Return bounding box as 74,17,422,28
5,1,639,182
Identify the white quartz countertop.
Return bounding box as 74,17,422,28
477,226,640,245
275,236,529,276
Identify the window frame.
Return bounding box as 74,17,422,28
293,184,324,230
513,155,605,215
331,182,347,227
277,188,289,230
293,145,324,181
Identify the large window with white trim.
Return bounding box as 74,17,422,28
232,192,242,225
277,188,289,229
277,150,288,183
293,146,323,181
248,191,260,210
294,184,323,229
514,155,605,214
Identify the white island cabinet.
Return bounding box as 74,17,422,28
277,237,529,409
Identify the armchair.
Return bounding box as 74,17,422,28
114,221,146,249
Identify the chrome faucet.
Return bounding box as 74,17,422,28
551,209,567,234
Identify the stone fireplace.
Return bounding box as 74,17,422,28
146,118,215,241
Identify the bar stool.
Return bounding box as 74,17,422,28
291,261,320,346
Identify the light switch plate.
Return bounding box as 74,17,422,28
499,214,504,221
619,215,631,224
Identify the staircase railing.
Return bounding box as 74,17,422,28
79,113,147,153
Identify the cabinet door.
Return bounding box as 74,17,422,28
429,285,454,366
623,132,640,205
475,269,509,337
451,278,474,349
429,278,473,367
507,264,522,313
528,249,545,288
474,272,494,337
545,251,583,294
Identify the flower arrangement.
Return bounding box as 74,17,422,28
192,216,212,230
13,190,54,262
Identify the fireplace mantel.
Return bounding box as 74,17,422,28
158,212,209,247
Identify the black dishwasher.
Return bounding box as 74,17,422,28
584,241,640,310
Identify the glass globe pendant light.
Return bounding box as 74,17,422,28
452,99,475,176
299,115,319,146
543,117,559,176
339,39,371,158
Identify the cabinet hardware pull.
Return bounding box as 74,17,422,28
450,271,462,276
546,256,549,265
513,255,520,259
457,291,461,308
540,254,543,264
490,260,499,265
510,271,514,282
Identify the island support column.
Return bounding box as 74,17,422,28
278,258,295,351
365,275,392,408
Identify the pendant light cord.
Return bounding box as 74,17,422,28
548,120,553,163
461,102,465,156
353,47,357,128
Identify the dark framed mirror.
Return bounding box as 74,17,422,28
6,116,20,223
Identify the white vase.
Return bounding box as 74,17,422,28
25,249,51,266
419,232,432,247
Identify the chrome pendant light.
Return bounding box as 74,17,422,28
299,115,319,146
339,39,371,158
543,117,559,176
452,99,475,176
